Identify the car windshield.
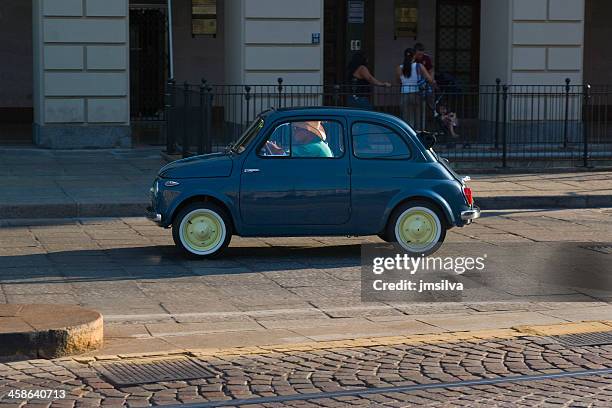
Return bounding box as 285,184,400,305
231,118,264,153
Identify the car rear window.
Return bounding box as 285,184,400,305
351,122,411,159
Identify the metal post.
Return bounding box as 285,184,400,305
277,77,283,108
420,96,426,131
167,0,175,80
182,81,189,158
244,86,251,125
583,83,591,167
502,85,508,168
563,78,571,148
198,79,206,155
333,84,340,107
494,78,501,149
206,86,213,154
165,79,175,154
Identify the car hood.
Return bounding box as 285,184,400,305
158,152,234,179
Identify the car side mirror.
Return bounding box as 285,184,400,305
418,131,437,150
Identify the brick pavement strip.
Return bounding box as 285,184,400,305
1,323,612,407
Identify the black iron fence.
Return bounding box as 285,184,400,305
164,78,612,167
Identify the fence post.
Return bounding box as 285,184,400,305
494,78,501,149
333,84,340,106
502,84,508,168
583,83,591,167
165,79,176,154
206,86,213,154
277,77,283,108
563,78,571,148
244,85,251,126
182,81,189,158
420,95,426,131
198,79,206,156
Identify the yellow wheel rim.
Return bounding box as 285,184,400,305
395,207,441,252
180,209,226,255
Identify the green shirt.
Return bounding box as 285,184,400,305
292,139,333,158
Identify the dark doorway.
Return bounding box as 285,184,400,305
324,0,376,86
435,0,480,85
129,5,168,146
0,0,33,145
129,7,167,121
324,0,346,86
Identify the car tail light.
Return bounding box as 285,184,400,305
463,186,474,206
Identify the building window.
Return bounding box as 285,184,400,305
192,0,217,36
394,0,418,39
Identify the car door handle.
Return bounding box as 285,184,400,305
243,168,260,173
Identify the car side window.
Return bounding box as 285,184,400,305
259,120,344,159
351,122,411,159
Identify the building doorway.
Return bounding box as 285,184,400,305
0,0,33,145
435,0,480,85
324,0,376,86
129,2,168,145
129,6,167,121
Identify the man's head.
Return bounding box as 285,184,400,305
292,121,326,143
414,42,425,60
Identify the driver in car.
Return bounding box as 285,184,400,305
265,121,332,158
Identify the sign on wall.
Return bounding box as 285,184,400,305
348,0,365,24
394,0,418,38
192,0,217,36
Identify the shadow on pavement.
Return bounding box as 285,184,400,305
0,244,362,285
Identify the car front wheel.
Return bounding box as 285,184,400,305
387,201,446,256
172,202,232,258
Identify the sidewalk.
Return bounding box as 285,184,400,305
0,148,611,219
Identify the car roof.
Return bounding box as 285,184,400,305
260,106,402,123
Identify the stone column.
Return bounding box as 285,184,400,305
480,0,585,85
224,0,324,85
33,0,130,148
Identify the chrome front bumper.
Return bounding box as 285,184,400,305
461,206,481,224
145,207,162,224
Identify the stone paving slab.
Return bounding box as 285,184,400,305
0,148,611,218
1,323,611,407
1,209,612,357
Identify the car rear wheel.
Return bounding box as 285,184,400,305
172,202,231,258
387,201,446,256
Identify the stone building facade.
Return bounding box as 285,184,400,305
0,0,606,148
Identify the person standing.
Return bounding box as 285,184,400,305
396,48,434,129
346,52,391,110
414,42,434,77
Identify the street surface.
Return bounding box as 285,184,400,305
0,208,611,355
1,208,612,406
1,331,611,406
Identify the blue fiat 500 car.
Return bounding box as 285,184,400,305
147,107,480,257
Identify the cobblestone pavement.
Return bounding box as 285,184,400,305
1,208,612,355
1,332,612,407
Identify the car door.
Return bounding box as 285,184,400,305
349,119,423,233
239,117,351,227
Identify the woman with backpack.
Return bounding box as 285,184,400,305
396,48,435,130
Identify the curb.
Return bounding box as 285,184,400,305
0,202,146,219
1,194,611,220
0,305,104,361
78,320,612,362
476,194,612,210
